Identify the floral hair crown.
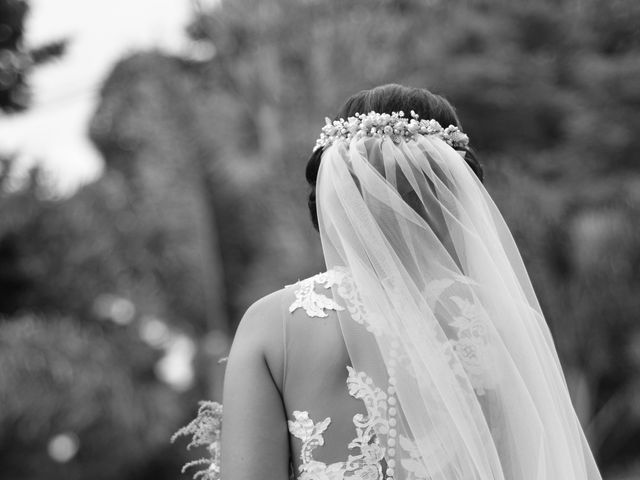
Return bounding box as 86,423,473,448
313,110,469,152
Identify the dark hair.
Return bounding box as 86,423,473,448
305,83,483,231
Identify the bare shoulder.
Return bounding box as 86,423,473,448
230,286,294,391
235,286,293,340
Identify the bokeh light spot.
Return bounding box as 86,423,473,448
47,432,79,463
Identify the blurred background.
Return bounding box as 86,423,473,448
0,0,639,478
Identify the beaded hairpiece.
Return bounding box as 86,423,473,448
313,110,469,152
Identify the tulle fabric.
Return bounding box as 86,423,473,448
315,134,602,479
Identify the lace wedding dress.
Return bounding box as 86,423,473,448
186,268,448,480
286,268,418,480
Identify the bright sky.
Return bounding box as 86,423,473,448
0,0,214,194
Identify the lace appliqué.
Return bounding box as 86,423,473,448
338,268,497,396
398,435,429,480
344,366,388,477
447,296,496,395
288,367,424,480
285,270,495,478
288,270,345,318
425,276,497,396
288,411,340,478
335,267,388,336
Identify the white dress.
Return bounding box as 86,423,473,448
284,269,428,480
191,269,454,480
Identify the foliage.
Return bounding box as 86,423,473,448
171,401,223,480
0,0,67,113
1,0,640,478
0,0,29,111
0,316,185,480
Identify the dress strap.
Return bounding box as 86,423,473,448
282,285,290,396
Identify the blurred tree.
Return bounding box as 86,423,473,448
0,6,196,479
0,316,185,480
0,0,67,113
89,53,229,336
0,0,29,111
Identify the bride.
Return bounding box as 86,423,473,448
211,84,602,479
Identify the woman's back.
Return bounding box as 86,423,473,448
221,270,392,480
223,273,372,478
282,271,390,478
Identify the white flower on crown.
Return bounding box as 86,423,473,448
313,110,470,152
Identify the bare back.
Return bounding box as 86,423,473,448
222,270,393,479
280,278,367,473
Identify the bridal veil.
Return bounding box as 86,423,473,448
314,111,602,480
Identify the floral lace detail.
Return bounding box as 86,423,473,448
287,268,387,334
447,296,496,395
288,268,496,396
333,268,496,396
345,366,388,476
288,270,346,318
334,267,388,336
288,411,333,476
398,435,429,480
284,269,495,479
424,276,496,396
287,367,411,480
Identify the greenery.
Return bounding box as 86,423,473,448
0,0,67,112
1,0,639,478
171,401,223,480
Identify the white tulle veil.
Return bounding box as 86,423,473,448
315,112,602,479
